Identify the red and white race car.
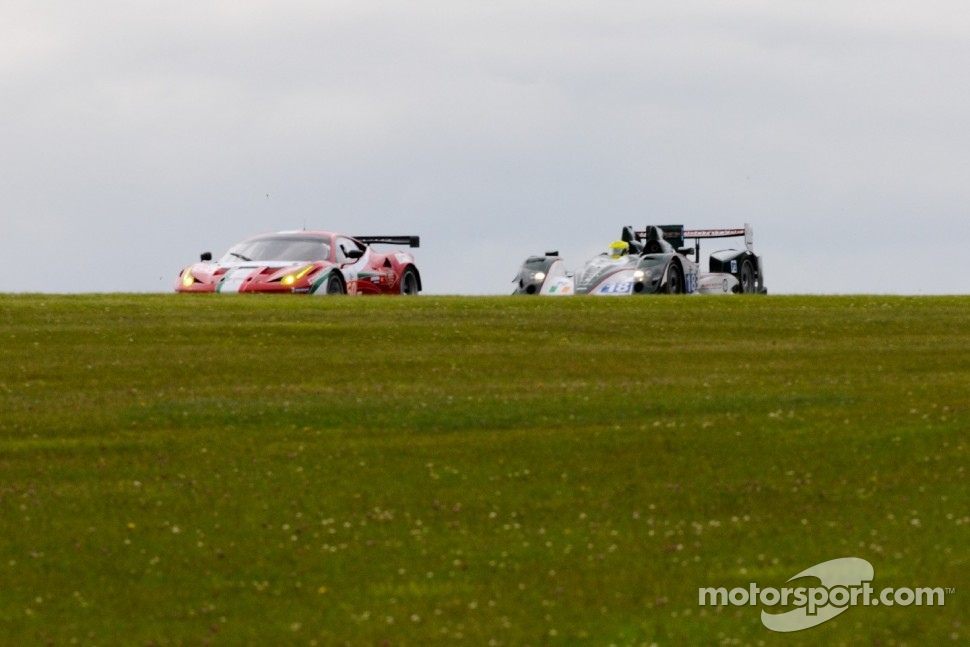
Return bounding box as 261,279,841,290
176,230,421,295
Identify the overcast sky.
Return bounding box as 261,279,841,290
3,1,968,295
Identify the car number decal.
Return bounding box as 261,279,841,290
597,280,633,294
686,271,698,294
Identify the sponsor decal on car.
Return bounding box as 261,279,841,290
217,268,253,293
683,228,746,238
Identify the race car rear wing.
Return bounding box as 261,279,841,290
684,225,754,253
634,224,754,254
354,235,421,248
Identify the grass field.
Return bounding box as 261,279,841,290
0,294,966,646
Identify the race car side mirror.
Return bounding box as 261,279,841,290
200,252,212,261
345,249,364,260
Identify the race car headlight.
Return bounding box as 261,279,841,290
181,271,195,287
531,271,546,282
281,265,314,286
634,270,648,281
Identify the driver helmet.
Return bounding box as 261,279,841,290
609,240,630,259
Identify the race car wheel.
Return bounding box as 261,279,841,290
665,262,684,294
400,267,419,295
325,273,346,295
740,260,755,294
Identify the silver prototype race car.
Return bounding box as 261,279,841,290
513,224,766,296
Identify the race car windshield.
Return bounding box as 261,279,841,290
220,236,331,263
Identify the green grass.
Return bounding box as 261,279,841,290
0,294,967,646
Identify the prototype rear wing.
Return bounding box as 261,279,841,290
354,235,420,248
683,224,754,253
633,224,755,254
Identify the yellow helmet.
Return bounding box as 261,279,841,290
609,241,629,259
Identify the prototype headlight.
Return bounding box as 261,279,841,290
531,271,546,282
634,270,649,281
181,271,195,287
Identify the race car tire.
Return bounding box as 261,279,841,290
400,267,419,295
665,262,684,294
740,260,755,294
325,273,346,295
